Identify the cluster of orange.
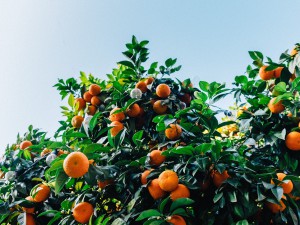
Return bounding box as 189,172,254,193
142,170,190,224
258,48,300,153
71,84,102,128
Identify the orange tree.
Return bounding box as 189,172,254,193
0,37,300,225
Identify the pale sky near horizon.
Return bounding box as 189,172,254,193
0,1,300,154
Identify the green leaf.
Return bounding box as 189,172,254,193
118,61,135,70
213,192,223,203
271,186,283,201
248,51,263,61
199,81,209,92
170,198,194,212
159,197,170,213
136,209,162,221
89,112,101,131
171,146,193,156
55,170,69,194
236,220,249,225
68,93,74,107
84,144,110,154
132,130,143,146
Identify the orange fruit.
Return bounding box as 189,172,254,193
271,173,293,194
274,67,283,78
91,96,101,106
285,131,300,151
109,108,125,122
156,84,171,98
32,184,51,202
212,170,230,188
87,105,97,116
266,196,286,213
126,103,141,117
98,179,114,189
153,100,168,114
150,150,166,166
26,213,36,225
71,115,84,128
166,215,186,225
136,81,148,93
20,140,33,150
57,149,68,156
73,202,94,224
291,48,298,56
158,170,179,192
268,97,285,114
110,121,124,137
40,148,52,157
165,124,182,140
148,178,166,200
259,66,275,80
89,84,101,96
83,91,93,103
141,169,152,185
74,98,86,111
63,152,89,178
145,77,154,85
170,184,190,201
22,196,35,213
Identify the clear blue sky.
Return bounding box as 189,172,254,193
0,1,299,153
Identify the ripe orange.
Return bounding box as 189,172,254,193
109,108,125,122
141,169,152,185
71,115,84,128
57,149,68,156
83,91,93,103
158,170,179,192
22,196,35,213
20,140,33,150
156,84,171,98
148,178,166,200
63,152,89,178
285,131,300,151
170,184,190,201
32,184,51,202
73,202,94,224
259,66,275,80
266,196,286,213
89,84,101,96
98,179,114,189
110,121,124,137
291,47,298,56
145,77,154,85
150,150,166,166
87,105,97,116
212,170,230,188
274,67,283,78
136,81,148,93
166,215,186,225
40,148,52,157
26,213,36,225
271,173,293,194
165,124,182,140
126,103,141,117
268,97,285,114
74,98,86,111
153,100,168,114
91,96,101,106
